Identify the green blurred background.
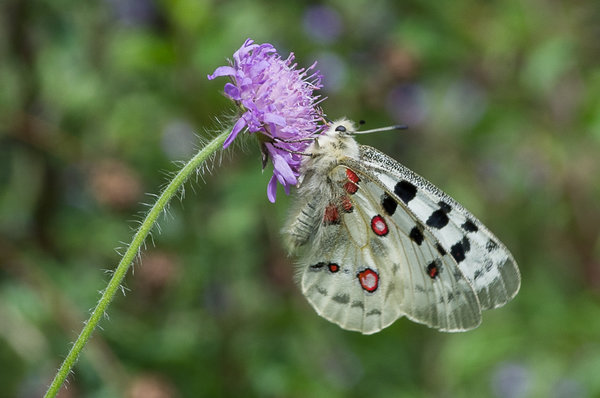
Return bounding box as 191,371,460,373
1,0,600,397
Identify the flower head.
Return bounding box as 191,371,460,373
208,38,324,202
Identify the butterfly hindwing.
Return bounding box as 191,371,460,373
298,191,402,334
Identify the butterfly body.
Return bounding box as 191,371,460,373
284,118,520,334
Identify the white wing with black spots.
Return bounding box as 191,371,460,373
284,118,520,334
349,175,482,331
352,145,521,310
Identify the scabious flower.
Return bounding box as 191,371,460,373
208,38,324,202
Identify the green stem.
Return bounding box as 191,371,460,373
45,128,230,398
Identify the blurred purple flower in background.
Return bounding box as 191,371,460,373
491,362,531,398
208,39,324,202
105,0,158,26
312,51,348,93
386,83,428,127
303,5,343,44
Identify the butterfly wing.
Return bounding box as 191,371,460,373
291,165,483,334
350,145,521,311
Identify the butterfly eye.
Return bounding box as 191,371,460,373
335,125,347,132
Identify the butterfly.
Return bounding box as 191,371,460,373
283,118,520,334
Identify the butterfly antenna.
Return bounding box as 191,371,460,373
354,124,408,134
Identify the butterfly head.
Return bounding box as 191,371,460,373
299,118,405,187
309,118,360,160
325,118,358,138
295,119,361,188
320,118,407,141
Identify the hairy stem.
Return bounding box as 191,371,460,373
45,128,230,397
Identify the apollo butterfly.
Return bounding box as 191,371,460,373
284,119,520,334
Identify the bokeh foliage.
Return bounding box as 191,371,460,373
1,0,599,397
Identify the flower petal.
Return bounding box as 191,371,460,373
251,60,271,76
264,112,286,126
267,175,278,203
223,116,247,148
223,83,241,100
207,66,236,80
271,150,297,185
233,39,258,64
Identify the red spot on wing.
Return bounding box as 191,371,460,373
428,266,439,278
341,196,353,212
346,168,360,183
371,215,389,236
323,203,340,225
427,261,441,279
344,169,360,194
357,268,379,292
343,181,358,194
328,263,339,273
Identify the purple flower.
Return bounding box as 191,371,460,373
208,38,324,202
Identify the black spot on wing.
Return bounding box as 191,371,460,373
332,293,350,304
381,193,397,215
394,180,417,204
426,208,450,229
450,240,466,263
426,259,442,279
351,300,364,309
409,225,424,245
435,243,446,256
462,236,471,253
438,201,451,213
486,239,499,252
462,219,478,232
316,286,328,296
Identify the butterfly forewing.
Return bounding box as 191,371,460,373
352,145,521,310
339,166,482,331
